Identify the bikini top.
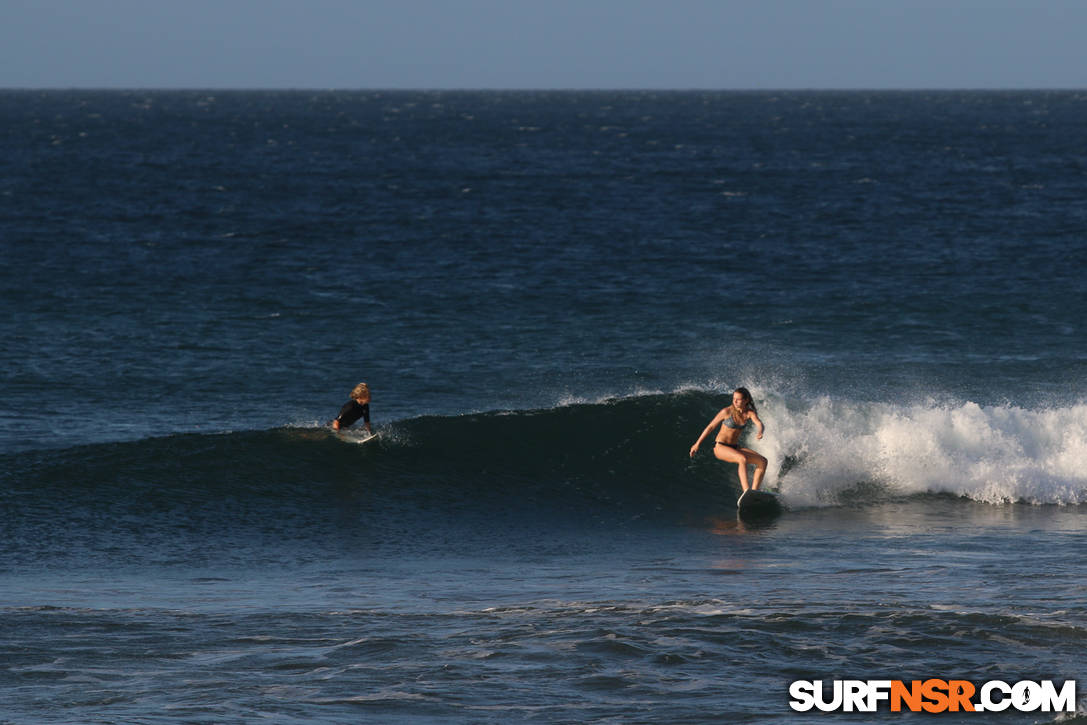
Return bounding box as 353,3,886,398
722,414,747,430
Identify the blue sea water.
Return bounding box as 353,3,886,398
2,90,1086,723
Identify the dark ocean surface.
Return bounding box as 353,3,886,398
2,90,1086,723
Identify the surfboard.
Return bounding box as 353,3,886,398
339,430,379,445
737,489,782,517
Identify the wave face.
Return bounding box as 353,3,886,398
5,391,1085,522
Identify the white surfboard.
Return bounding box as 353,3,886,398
339,430,379,445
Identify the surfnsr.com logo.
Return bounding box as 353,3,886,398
789,679,1077,713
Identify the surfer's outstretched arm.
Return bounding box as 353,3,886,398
690,410,726,457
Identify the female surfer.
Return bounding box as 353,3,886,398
689,387,767,491
332,382,373,434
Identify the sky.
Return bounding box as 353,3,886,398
1,0,1084,89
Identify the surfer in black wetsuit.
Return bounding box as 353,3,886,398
332,382,372,434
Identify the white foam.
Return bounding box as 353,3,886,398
761,396,1087,506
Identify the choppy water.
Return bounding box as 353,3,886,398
2,90,1085,722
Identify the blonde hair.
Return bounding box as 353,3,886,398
350,382,370,401
730,387,755,426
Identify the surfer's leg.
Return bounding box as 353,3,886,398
737,463,751,491
714,444,751,491
741,449,768,490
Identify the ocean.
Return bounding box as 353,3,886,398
2,89,1085,723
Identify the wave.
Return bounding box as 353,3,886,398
761,393,1087,506
4,391,1085,515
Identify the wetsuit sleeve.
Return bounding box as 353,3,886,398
336,401,356,423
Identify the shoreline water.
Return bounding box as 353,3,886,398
3,499,1083,723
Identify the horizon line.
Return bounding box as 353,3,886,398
3,86,1085,93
